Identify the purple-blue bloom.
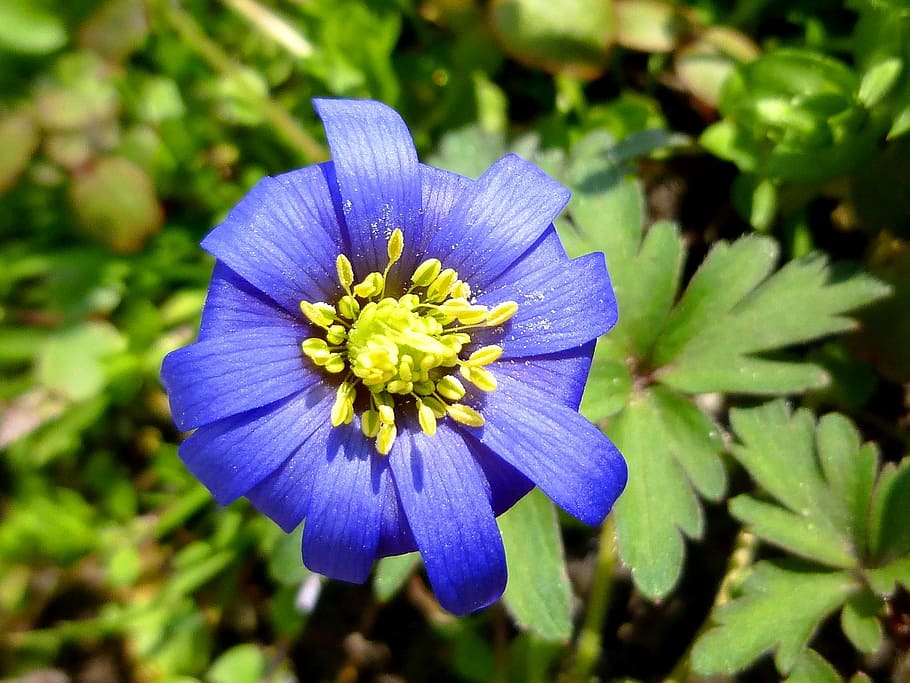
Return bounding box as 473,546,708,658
160,98,627,615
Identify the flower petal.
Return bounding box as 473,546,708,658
376,484,417,557
475,252,617,358
470,439,535,516
464,374,627,525
302,422,387,584
199,262,298,341
426,154,570,288
313,98,422,276
200,164,345,315
389,422,507,615
178,383,333,505
490,342,595,410
245,419,334,533
160,325,316,431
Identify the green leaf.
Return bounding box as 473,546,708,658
726,402,874,566
206,645,267,683
782,650,844,683
840,590,884,654
0,110,40,195
658,253,889,394
373,552,420,603
611,388,721,598
0,0,67,54
691,562,855,675
499,488,572,641
267,526,311,586
866,556,910,595
36,321,127,402
868,458,910,561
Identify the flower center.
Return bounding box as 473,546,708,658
299,229,518,455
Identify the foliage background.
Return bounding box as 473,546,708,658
1,0,909,681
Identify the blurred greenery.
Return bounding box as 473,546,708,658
2,0,910,681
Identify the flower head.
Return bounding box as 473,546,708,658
160,99,627,615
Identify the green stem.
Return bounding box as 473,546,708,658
664,529,758,683
150,0,327,163
571,515,617,682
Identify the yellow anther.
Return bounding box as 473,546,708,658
324,354,346,373
376,422,397,455
326,324,347,345
300,301,336,328
378,403,396,425
387,228,404,264
412,258,442,287
337,295,360,320
422,396,448,418
361,409,380,438
336,254,354,291
466,345,502,366
446,403,485,427
426,268,458,302
330,386,354,426
354,272,384,298
387,380,413,394
486,301,519,326
301,338,331,363
437,375,466,401
461,365,497,392
398,357,413,382
438,297,472,316
413,380,435,395
456,306,490,326
417,400,437,436
452,280,471,299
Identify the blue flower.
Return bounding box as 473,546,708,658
160,99,627,615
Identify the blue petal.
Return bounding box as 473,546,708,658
475,252,617,358
199,262,297,341
178,383,333,505
470,439,535,516
376,483,417,556
302,421,387,584
160,325,317,431
200,164,345,315
465,374,627,525
313,98,422,276
425,154,570,288
389,422,507,615
245,419,334,533
404,164,472,274
490,342,595,410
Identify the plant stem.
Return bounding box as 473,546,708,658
571,515,617,682
150,0,327,163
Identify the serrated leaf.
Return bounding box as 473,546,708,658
729,496,854,568
611,389,706,598
653,235,779,366
499,488,572,642
691,562,855,675
657,253,889,394
868,458,910,561
373,552,419,603
726,402,865,566
840,591,884,654
782,650,844,683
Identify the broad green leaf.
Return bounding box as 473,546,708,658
816,414,878,554
37,321,127,402
729,496,854,568
207,644,267,683
658,254,889,394
499,488,572,642
0,0,67,54
611,390,707,598
652,235,779,366
866,556,910,595
726,402,874,566
0,110,39,194
691,562,855,675
267,526,310,586
617,221,684,357
373,552,420,603
782,650,843,683
840,591,884,654
868,458,910,561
